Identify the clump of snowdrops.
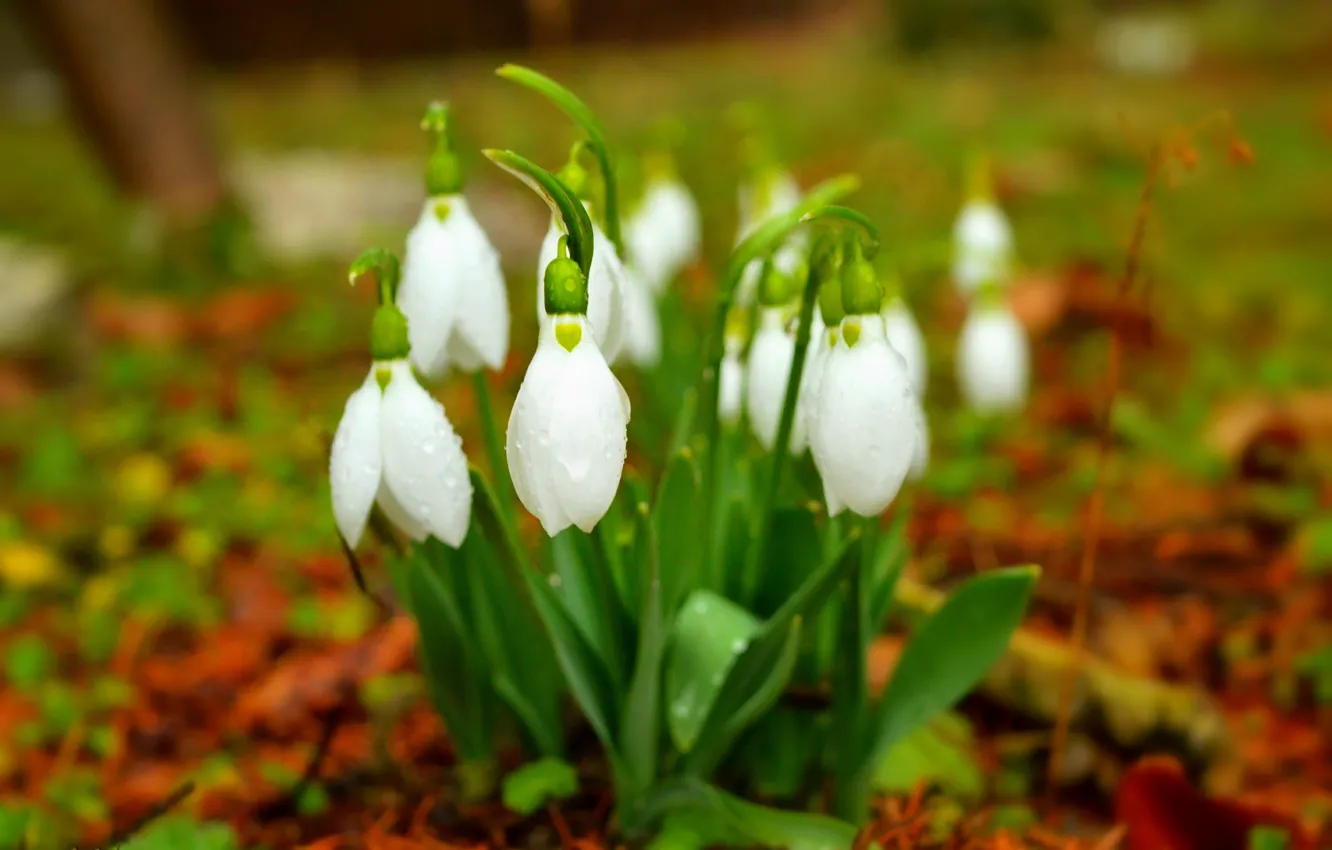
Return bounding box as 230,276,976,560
328,66,1037,845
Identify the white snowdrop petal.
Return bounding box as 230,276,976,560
619,266,661,367
442,197,510,372
719,352,744,427
883,302,927,399
745,313,794,451
507,326,575,536
953,201,1013,294
957,307,1029,413
376,477,429,542
545,335,629,533
379,361,472,547
329,369,384,549
398,202,461,378
811,318,917,516
627,179,699,294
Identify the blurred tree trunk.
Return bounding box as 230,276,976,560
16,0,226,226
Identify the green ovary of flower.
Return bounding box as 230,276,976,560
369,304,411,361
544,255,589,316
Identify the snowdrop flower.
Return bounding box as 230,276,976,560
535,148,627,364
957,283,1029,414
736,153,803,306
626,151,701,294
330,252,472,549
881,288,927,399
952,154,1013,297
396,103,509,379
810,245,919,517
617,265,661,368
908,398,930,481
745,263,816,453
718,306,751,428
508,248,630,536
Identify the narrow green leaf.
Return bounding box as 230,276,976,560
634,779,858,850
621,503,665,799
870,514,908,632
405,544,494,762
665,591,760,754
862,566,1038,779
655,450,702,615
752,507,820,616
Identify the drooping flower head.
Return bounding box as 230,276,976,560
396,102,510,379
509,241,631,536
952,151,1013,297
719,305,750,428
536,143,628,364
957,280,1029,414
626,146,701,295
746,257,817,453
879,269,927,400
810,239,920,517
733,112,804,306
330,249,473,549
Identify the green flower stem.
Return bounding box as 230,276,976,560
697,176,859,580
496,64,623,256
799,206,880,257
740,217,878,606
739,242,824,606
832,518,874,822
472,371,515,521
349,247,401,305
484,149,594,276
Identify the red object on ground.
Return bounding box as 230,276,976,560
1116,756,1311,850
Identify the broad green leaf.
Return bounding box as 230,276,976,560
501,757,579,816
621,503,665,799
872,712,983,802
635,779,858,850
666,591,760,753
862,566,1037,779
683,531,861,777
405,544,495,762
656,450,702,614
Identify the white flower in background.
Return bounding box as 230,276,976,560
719,347,745,427
882,295,926,399
957,288,1029,414
746,307,816,453
952,155,1013,297
617,265,662,368
330,360,472,548
537,217,626,364
397,196,509,378
810,314,918,517
626,166,701,294
736,168,803,306
509,254,630,536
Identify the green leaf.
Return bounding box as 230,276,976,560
683,531,861,777
621,502,665,799
870,514,909,632
666,591,761,754
501,757,579,816
862,566,1037,779
871,712,983,802
753,507,821,617
470,469,624,767
656,450,702,615
404,542,495,762
636,779,858,850
483,148,595,274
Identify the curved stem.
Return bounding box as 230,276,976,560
497,64,623,256
799,205,880,259
740,239,823,604
484,149,594,276
348,247,401,305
